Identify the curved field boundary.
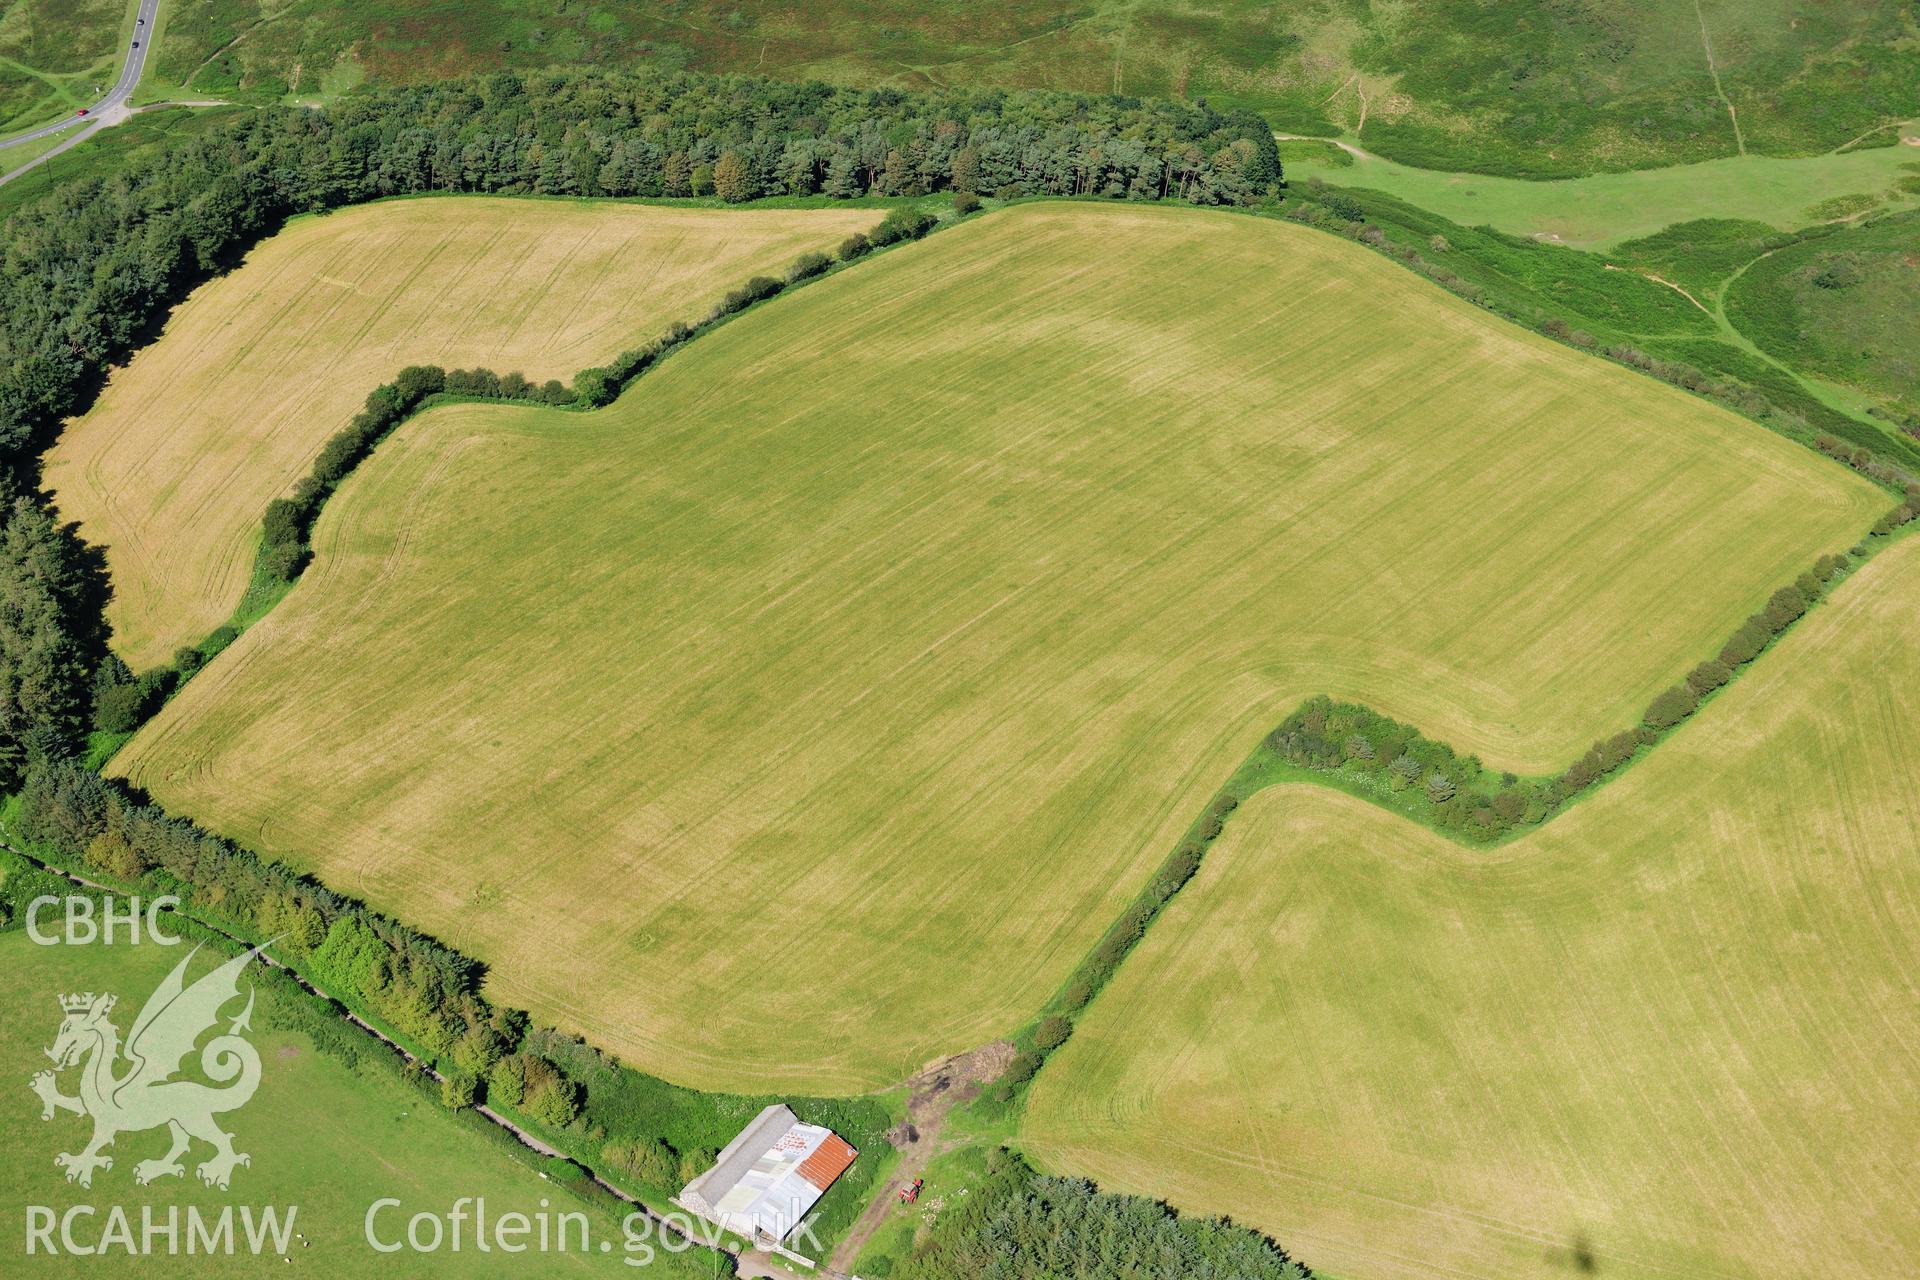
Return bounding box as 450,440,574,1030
47,197,883,669
1018,534,1920,1280
111,202,1884,1094
992,508,1912,1101
107,207,941,724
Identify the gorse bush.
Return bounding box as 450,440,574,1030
714,274,784,318
601,1136,678,1190
896,1148,1310,1280
1033,1015,1072,1053
869,207,938,247
786,250,832,282
1642,684,1698,731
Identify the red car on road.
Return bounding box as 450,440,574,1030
75,108,88,117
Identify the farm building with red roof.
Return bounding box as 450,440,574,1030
676,1104,858,1244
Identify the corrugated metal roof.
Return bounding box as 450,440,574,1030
797,1135,857,1192
679,1106,858,1243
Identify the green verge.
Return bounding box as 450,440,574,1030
1280,181,1920,480
0,105,249,223
0,809,887,1268
0,849,717,1277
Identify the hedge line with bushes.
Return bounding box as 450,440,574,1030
92,210,960,727
0,849,724,1273
0,65,1280,783
261,212,940,598
1278,183,1920,488
6,760,883,1253
1265,546,1888,843
8,193,955,1248
978,532,1911,1119
983,786,1248,1107
892,1147,1311,1280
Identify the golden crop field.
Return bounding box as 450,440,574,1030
45,197,881,668
1021,536,1920,1280
113,203,1882,1094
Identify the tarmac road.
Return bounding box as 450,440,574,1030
0,0,163,183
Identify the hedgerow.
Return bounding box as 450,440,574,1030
1279,183,1920,484
983,530,1906,1117
4,759,885,1249
1267,548,1881,843
895,1147,1311,1280
0,65,1281,777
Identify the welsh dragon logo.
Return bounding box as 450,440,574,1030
29,942,268,1190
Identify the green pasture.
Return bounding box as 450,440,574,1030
0,925,701,1277
1289,137,1920,249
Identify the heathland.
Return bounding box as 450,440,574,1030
1724,209,1920,423
134,0,1918,175
45,197,880,668
0,0,132,133
112,202,1881,1094
0,920,654,1276
1021,533,1920,1280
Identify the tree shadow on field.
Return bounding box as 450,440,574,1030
1550,1231,1600,1273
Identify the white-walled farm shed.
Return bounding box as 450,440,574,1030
676,1104,857,1242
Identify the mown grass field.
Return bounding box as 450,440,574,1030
0,928,657,1276
114,203,1880,1095
1021,534,1920,1280
1288,141,1920,249
130,0,1917,175
45,197,880,669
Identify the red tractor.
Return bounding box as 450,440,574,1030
898,1178,924,1205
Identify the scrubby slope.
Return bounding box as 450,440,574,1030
141,0,1920,174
